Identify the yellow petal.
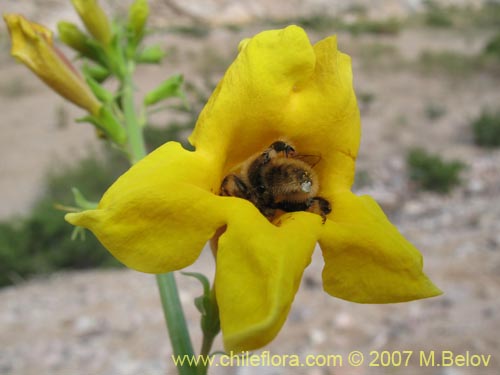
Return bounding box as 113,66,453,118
71,0,112,45
3,14,101,115
216,211,321,352
189,26,360,192
320,192,442,303
66,142,226,273
65,142,324,352
284,36,360,193
190,26,314,168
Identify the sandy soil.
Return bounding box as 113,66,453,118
1,1,500,374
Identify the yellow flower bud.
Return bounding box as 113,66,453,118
3,14,101,115
71,0,112,45
128,0,149,43
57,21,91,55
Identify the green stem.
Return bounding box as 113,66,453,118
201,287,220,357
120,61,196,375
157,273,197,375
121,62,147,162
200,334,215,357
197,287,220,375
196,335,215,375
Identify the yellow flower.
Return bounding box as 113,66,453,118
70,0,112,45
4,14,101,116
66,26,441,351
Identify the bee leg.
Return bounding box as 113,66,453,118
308,197,332,224
271,200,311,212
260,206,276,220
220,174,251,199
274,197,331,223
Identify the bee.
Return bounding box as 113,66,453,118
220,141,331,223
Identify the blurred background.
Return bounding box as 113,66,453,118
1,0,500,374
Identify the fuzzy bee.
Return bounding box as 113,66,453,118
220,141,331,222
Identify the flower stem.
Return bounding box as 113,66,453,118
196,287,220,375
196,335,215,375
200,287,220,357
157,273,197,375
120,60,196,375
200,334,215,357
121,61,147,162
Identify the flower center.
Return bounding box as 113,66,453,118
220,141,332,223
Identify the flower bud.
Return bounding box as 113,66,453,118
82,63,110,83
128,0,149,43
78,106,127,145
4,14,101,115
135,44,166,64
143,74,184,106
71,0,112,45
57,21,90,55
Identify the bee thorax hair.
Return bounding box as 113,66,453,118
219,140,331,222
260,158,319,197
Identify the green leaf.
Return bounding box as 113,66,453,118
71,187,98,210
144,74,184,106
71,226,86,241
181,272,221,355
181,271,210,296
194,295,207,315
85,76,114,103
76,108,127,146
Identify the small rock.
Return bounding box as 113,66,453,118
466,179,484,194
72,316,104,337
309,329,326,345
403,200,426,216
333,312,353,329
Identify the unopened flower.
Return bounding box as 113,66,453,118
57,21,93,56
71,0,112,45
4,14,101,116
128,0,150,44
66,26,441,351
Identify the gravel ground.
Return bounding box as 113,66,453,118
1,1,500,374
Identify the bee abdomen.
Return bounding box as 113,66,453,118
272,199,313,212
220,174,251,199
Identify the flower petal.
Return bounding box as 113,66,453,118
189,26,360,194
215,211,321,351
190,25,315,171
284,36,361,193
66,142,227,273
66,141,325,351
320,192,442,303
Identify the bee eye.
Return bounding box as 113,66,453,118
301,180,312,193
